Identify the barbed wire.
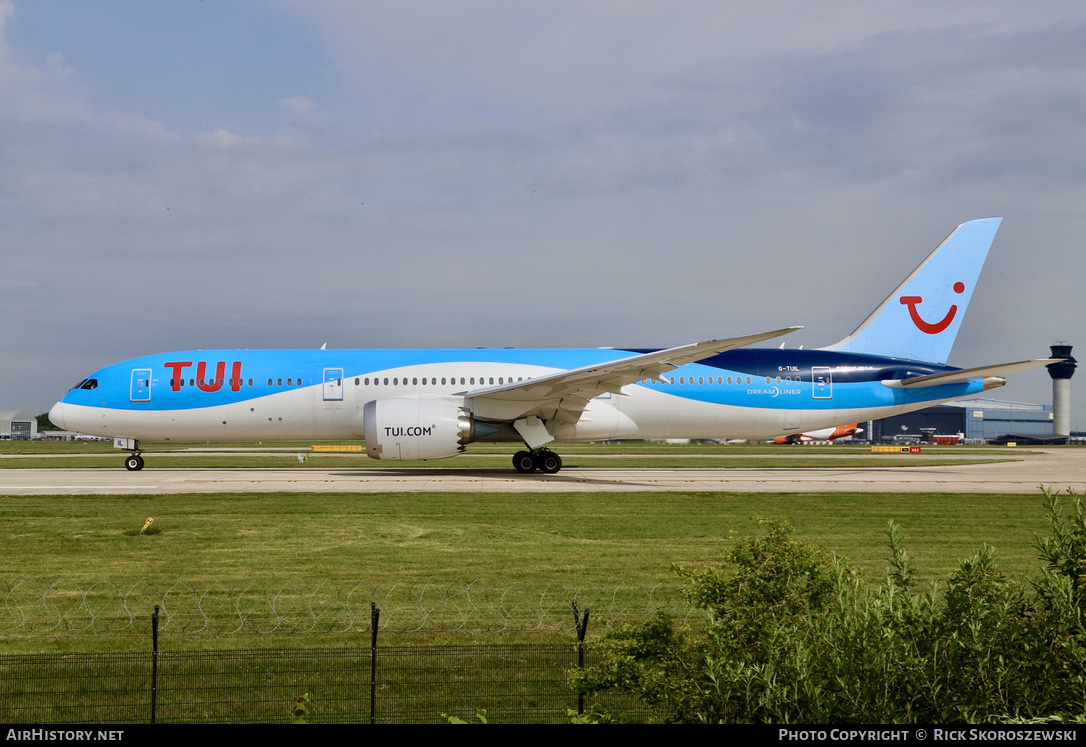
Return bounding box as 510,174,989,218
0,577,702,636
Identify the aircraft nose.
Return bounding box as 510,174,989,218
49,401,66,430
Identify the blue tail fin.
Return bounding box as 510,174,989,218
825,218,1002,364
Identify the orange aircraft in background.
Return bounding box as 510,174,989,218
773,424,862,444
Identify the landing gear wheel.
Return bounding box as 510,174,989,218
125,454,145,471
535,451,562,474
513,451,536,473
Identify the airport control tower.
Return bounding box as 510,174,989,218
1046,343,1077,437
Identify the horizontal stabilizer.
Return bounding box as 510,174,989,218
882,359,1057,389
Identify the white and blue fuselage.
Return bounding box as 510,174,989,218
51,347,984,443
48,219,1051,472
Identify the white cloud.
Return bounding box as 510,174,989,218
287,1,1086,130
2,0,1085,430
0,0,40,98
193,128,262,148
101,110,180,141
43,51,74,78
280,95,316,114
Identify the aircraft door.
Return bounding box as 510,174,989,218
812,367,832,400
323,368,344,401
130,369,152,402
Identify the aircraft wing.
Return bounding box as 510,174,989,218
883,359,1057,389
466,326,802,424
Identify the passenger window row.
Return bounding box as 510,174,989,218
165,372,791,390
352,376,528,386
640,375,754,385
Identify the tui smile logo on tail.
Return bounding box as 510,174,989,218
899,282,965,334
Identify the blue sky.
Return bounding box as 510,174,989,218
3,0,1085,429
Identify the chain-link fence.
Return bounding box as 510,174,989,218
0,576,698,635
1,605,650,724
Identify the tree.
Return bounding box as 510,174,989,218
574,492,1086,723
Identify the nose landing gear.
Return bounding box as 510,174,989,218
117,438,144,471
512,448,563,474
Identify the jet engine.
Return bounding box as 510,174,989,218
358,396,514,461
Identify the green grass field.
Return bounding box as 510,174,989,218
0,490,1053,581
0,454,1017,469
0,441,1074,724
1,439,1029,455
0,486,1051,581
0,440,1063,652
0,438,1024,469
0,486,1065,652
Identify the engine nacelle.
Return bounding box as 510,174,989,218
358,396,514,461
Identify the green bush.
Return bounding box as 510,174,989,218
572,488,1086,723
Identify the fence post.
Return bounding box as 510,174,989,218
151,605,159,725
572,601,590,716
370,602,380,725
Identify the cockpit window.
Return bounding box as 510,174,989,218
70,379,87,391
79,379,98,390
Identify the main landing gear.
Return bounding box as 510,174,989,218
124,452,144,471
512,448,563,474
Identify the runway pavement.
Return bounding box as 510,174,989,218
2,448,1083,495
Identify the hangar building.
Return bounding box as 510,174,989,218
869,398,1054,444
0,410,37,440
